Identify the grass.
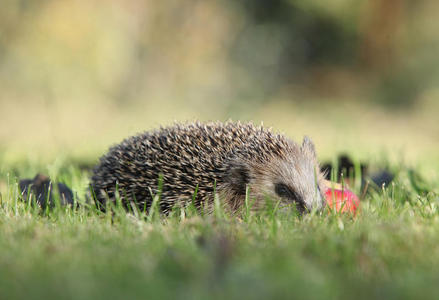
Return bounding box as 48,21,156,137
0,159,438,300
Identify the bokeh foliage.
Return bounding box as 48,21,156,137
0,0,438,164
1,0,438,107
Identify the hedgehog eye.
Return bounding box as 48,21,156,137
275,183,301,203
274,183,306,212
275,183,292,199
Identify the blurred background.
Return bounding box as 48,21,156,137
0,0,438,167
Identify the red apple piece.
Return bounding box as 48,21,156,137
323,180,360,214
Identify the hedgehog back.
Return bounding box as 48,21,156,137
91,122,288,212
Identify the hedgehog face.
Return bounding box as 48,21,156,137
271,137,325,213
225,136,325,214
269,149,325,213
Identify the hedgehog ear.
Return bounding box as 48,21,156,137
227,163,250,196
301,136,316,158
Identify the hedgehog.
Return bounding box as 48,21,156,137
90,121,326,214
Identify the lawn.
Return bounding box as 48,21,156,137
0,158,438,300
1,0,438,298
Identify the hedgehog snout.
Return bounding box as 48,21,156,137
305,190,325,212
